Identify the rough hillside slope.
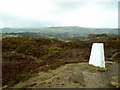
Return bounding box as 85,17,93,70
11,61,119,88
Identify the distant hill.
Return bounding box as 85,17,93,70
1,26,118,40
37,26,118,35
1,26,118,35
1,28,39,33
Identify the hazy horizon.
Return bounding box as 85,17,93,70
0,0,119,28
1,26,119,29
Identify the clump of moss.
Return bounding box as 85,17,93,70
106,61,115,64
46,47,65,54
98,68,108,72
110,76,120,88
88,64,108,72
41,47,65,60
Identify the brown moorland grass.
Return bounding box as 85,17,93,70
2,36,120,87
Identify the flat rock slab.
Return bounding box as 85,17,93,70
69,71,85,86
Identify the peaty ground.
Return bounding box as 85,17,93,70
11,61,119,88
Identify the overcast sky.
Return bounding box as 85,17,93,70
0,0,119,28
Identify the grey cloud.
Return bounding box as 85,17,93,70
0,1,118,28
51,2,85,14
0,13,58,28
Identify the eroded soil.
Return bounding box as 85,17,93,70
11,61,119,88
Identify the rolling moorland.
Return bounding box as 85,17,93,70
1,27,120,88
1,26,118,39
1,26,118,34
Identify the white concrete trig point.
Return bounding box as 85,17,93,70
89,43,105,68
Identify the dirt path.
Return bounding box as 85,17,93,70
11,61,119,88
